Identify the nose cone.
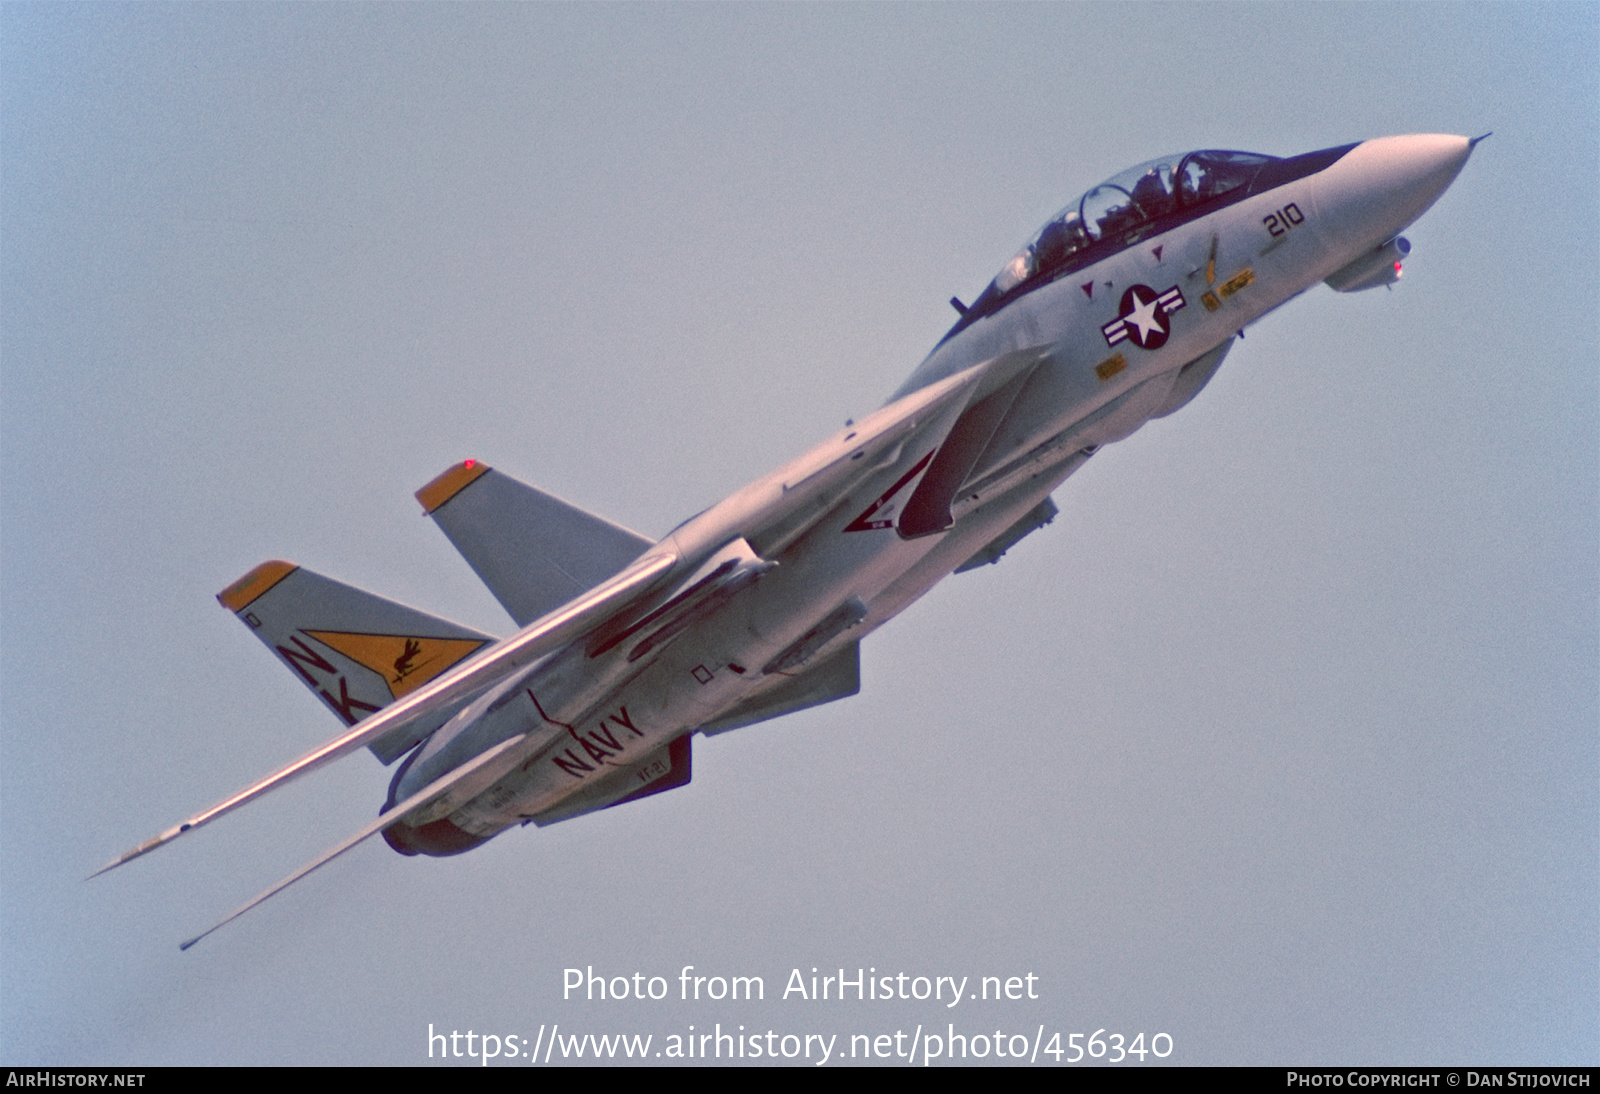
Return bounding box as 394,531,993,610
1313,134,1473,260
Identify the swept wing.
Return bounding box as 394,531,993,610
96,347,1052,917
92,547,678,877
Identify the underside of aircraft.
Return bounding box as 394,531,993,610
92,133,1481,948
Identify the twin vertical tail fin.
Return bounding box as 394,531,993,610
216,462,655,760
415,461,655,628
217,562,497,763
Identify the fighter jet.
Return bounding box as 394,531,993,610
95,133,1481,946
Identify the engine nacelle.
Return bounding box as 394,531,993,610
1325,236,1410,292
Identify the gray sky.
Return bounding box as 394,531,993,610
3,2,1594,1066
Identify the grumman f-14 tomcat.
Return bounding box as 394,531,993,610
96,133,1481,947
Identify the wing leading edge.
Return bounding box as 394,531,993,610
97,344,1059,950
91,545,679,878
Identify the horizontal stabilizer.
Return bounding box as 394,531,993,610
700,642,860,736
417,461,654,627
217,562,497,763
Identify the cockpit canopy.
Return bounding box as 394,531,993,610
970,150,1278,315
